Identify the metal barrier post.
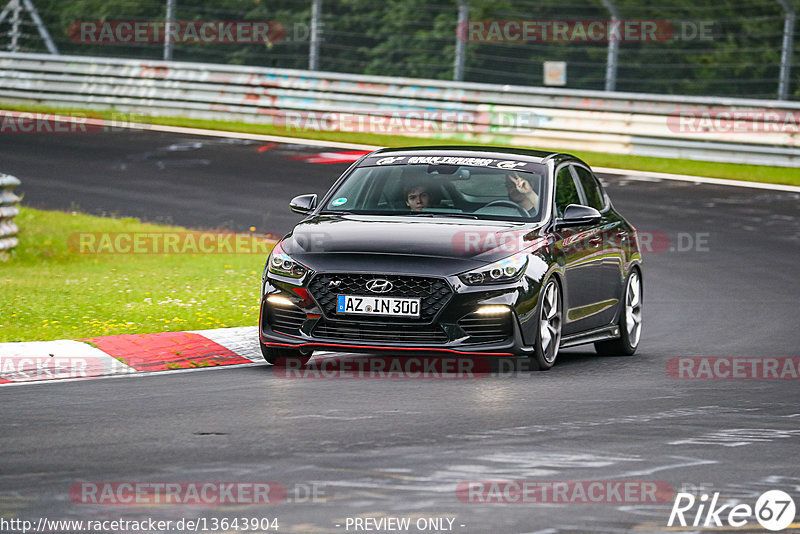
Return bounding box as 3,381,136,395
20,0,58,54
777,0,795,101
601,0,620,92
309,0,321,71
0,173,21,259
8,0,21,53
164,0,176,61
453,0,468,82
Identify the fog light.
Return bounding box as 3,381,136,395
475,305,512,315
267,294,294,306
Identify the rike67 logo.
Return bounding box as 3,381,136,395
668,490,796,531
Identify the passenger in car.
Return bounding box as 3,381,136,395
504,172,539,215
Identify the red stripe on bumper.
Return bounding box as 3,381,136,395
264,341,514,357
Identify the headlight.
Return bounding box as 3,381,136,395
267,241,309,279
459,253,528,285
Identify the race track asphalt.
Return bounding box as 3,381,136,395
2,129,799,533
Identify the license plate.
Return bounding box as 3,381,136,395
337,295,421,317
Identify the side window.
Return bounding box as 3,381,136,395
573,166,605,210
554,166,581,217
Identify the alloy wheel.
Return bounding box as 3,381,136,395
539,279,562,364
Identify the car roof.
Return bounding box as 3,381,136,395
368,145,584,166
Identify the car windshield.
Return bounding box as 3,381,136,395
320,163,548,221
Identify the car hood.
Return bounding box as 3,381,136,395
281,214,545,276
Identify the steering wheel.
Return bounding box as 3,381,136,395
480,200,530,217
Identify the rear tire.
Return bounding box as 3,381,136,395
595,268,642,356
260,344,311,367
529,278,562,371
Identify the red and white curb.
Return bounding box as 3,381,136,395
0,326,268,386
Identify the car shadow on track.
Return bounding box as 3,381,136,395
255,349,628,379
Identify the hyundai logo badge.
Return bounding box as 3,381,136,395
365,279,393,293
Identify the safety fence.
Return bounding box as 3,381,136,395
1,52,798,167
0,173,21,258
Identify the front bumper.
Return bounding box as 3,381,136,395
259,272,538,357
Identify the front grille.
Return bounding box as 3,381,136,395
308,273,453,322
313,319,449,344
458,312,513,344
266,304,307,335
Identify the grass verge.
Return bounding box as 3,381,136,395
0,207,270,342
2,103,798,187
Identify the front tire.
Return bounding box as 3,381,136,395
529,278,562,371
260,344,311,367
595,268,642,356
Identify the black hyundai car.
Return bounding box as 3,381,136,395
259,146,642,370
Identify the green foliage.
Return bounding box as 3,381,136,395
0,207,270,342
7,0,799,98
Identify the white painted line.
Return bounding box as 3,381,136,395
0,359,265,388
594,166,800,193
0,340,136,383
4,109,797,191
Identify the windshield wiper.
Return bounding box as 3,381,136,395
407,212,480,219
319,210,483,219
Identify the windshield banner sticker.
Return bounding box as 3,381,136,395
369,154,533,170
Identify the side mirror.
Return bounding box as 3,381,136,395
289,194,317,215
556,204,601,228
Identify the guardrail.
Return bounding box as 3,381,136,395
0,174,21,258
1,52,798,167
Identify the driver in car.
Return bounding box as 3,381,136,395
405,183,432,212
505,172,539,216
